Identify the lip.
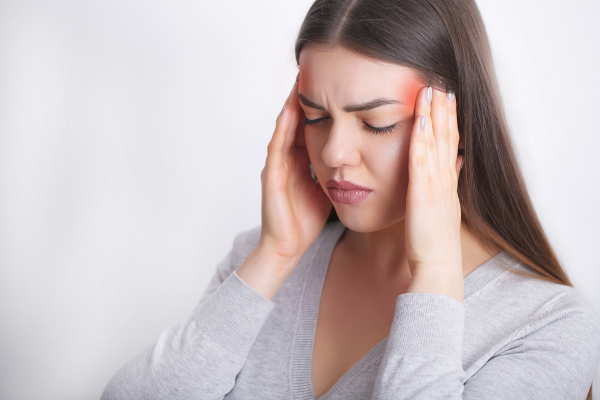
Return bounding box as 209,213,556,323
326,179,373,205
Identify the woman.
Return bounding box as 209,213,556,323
102,0,600,398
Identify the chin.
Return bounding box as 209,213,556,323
333,203,403,233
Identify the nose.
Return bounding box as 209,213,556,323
321,121,361,168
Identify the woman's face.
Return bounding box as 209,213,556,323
298,45,425,233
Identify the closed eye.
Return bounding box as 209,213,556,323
304,117,330,126
363,121,400,135
304,117,400,135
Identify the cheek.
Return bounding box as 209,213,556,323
369,128,412,185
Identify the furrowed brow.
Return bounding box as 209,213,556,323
298,93,402,112
343,99,401,112
297,93,326,110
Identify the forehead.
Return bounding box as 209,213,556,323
298,45,423,100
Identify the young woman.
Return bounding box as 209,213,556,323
102,0,600,399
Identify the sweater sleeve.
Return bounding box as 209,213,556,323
371,291,600,400
371,293,467,399
101,227,275,400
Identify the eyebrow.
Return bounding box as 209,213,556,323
297,93,403,112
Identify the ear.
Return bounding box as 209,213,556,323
455,154,464,178
455,145,465,178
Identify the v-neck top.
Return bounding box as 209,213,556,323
102,221,600,400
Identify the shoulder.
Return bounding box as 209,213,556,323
464,256,600,392
514,277,600,349
500,275,600,392
469,253,598,324
498,260,599,329
482,257,600,361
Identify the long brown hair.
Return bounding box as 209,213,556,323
295,0,592,398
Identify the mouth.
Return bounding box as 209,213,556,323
325,179,373,205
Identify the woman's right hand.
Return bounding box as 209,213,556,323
259,77,332,263
236,77,332,300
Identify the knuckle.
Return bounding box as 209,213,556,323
434,97,446,107
441,129,451,141
416,156,426,166
266,141,278,155
426,138,436,151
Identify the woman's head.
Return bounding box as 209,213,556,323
294,0,577,319
295,0,493,232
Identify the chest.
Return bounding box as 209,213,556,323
311,257,410,398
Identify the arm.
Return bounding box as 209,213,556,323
371,291,600,400
371,86,467,397
371,293,466,400
101,230,276,400
101,77,331,400
463,294,600,400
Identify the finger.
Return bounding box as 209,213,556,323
415,86,440,185
447,90,460,172
293,81,307,149
289,84,312,175
293,72,307,148
266,100,293,173
275,83,294,125
430,87,451,172
408,86,432,191
283,80,300,155
294,111,307,148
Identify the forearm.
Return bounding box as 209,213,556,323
102,270,275,400
372,293,466,400
235,243,301,301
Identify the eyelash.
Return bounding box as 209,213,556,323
304,117,329,126
304,117,399,135
363,121,399,135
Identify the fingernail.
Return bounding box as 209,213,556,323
426,86,432,104
420,115,426,131
447,91,455,102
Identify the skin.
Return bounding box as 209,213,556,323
297,44,500,293
235,44,500,397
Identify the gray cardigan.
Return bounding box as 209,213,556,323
101,221,600,399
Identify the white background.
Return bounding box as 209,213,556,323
0,1,598,399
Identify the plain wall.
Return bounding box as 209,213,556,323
0,1,598,399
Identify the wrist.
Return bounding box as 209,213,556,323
235,243,303,302
407,268,464,304
253,240,304,271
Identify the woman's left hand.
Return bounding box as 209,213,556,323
404,86,465,303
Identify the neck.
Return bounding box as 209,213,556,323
338,219,500,281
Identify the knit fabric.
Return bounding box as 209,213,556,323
102,221,600,399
